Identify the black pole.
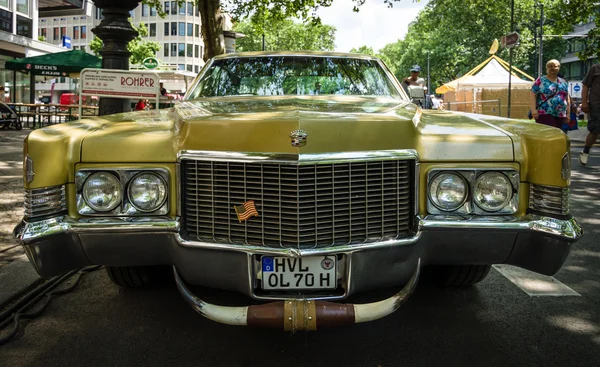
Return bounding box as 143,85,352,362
533,27,538,77
538,4,544,78
262,34,265,51
507,0,515,118
92,0,139,116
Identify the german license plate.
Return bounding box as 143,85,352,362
261,256,336,290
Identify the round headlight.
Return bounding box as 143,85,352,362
83,172,122,212
127,172,167,212
428,172,468,211
474,172,513,212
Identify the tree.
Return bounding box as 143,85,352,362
233,18,336,52
142,0,418,61
90,21,161,65
349,46,376,56
546,0,599,60
369,0,571,92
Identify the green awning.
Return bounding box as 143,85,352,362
5,50,101,76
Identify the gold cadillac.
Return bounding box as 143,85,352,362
14,52,583,331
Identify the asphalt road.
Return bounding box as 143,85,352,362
1,142,599,367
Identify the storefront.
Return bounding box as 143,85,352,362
0,0,64,103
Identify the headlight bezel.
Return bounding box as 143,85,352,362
76,168,169,216
427,168,519,215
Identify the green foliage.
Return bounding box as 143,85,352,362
349,46,376,55
38,35,46,42
89,21,161,65
233,18,336,52
546,0,599,61
372,0,575,93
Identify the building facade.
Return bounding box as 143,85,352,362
560,20,598,100
38,1,206,74
0,0,65,103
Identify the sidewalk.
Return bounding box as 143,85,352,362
0,128,41,306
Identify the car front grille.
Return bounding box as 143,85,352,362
24,185,67,219
529,184,570,216
181,158,416,249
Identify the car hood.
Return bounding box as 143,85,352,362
80,96,515,162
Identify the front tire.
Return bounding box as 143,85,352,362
106,265,171,288
423,264,491,286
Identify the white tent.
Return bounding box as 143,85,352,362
436,55,534,94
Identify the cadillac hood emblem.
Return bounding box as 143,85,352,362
290,130,308,147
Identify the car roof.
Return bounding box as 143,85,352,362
212,51,380,61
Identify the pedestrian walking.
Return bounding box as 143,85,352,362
579,62,600,166
530,59,571,130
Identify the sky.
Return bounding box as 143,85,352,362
317,0,430,53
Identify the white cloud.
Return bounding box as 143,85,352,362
317,0,430,52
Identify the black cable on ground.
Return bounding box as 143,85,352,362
0,265,102,346
0,244,20,254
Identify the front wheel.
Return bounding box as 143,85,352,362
106,265,171,288
423,264,491,286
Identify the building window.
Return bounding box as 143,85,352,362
0,0,11,10
150,7,156,16
60,26,66,38
187,2,193,16
171,22,177,36
149,23,156,37
73,26,79,39
194,44,199,58
16,15,31,37
178,64,185,70
81,25,86,39
195,24,199,38
40,28,47,39
164,1,169,14
571,62,582,79
0,10,11,33
164,43,169,57
53,27,59,40
170,1,177,15
194,65,199,73
187,44,192,57
187,23,192,36
186,64,192,72
179,22,184,36
179,2,186,15
95,7,103,20
171,43,177,56
164,22,169,36
16,0,28,15
178,43,185,57
142,4,149,16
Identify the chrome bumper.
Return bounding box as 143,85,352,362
13,214,583,300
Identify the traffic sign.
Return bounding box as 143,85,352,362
501,32,520,48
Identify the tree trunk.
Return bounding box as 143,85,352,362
198,0,225,60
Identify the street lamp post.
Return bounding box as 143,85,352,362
92,0,139,116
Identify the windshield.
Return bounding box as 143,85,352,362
187,56,402,99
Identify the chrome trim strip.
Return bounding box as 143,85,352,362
25,154,34,183
14,214,582,250
177,149,419,164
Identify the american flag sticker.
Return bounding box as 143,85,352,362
234,200,259,222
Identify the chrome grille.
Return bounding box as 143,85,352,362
24,185,67,218
182,159,415,249
529,184,569,216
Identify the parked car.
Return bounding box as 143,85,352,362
14,52,582,331
0,101,20,130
